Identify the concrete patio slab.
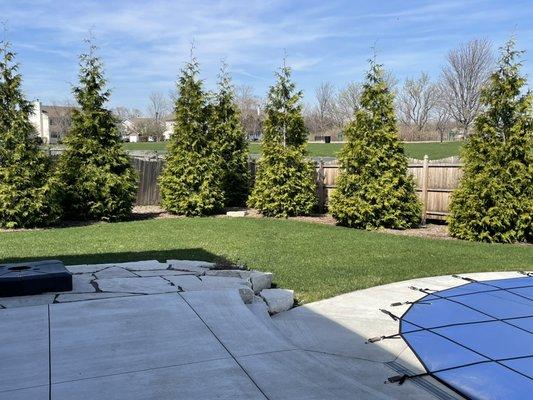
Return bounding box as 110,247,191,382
52,358,265,400
237,349,427,400
0,385,49,400
49,293,229,383
95,276,176,294
181,290,295,357
0,305,49,392
0,293,56,308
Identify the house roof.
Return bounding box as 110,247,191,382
41,105,77,114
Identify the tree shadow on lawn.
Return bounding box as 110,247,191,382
0,248,225,266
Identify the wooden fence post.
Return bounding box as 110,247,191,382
421,154,429,225
317,159,325,213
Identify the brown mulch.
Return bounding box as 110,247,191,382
0,206,450,241
133,206,453,240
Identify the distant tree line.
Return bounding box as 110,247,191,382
305,39,494,142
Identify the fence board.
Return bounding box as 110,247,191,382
131,156,463,220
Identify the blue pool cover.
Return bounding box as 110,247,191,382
399,275,533,400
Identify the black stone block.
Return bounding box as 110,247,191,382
0,260,72,297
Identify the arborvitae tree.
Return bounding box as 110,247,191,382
55,40,137,221
159,56,224,215
248,63,316,217
0,40,61,228
209,63,249,207
329,59,421,229
449,38,533,243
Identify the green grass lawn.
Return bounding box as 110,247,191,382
124,141,462,160
1,218,530,303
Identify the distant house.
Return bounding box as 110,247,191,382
162,115,174,141
29,101,76,144
121,116,173,143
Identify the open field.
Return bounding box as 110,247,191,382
124,141,463,160
1,217,530,303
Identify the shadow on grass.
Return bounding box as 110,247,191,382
0,248,224,266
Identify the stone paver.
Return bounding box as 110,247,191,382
119,260,169,271
66,264,108,274
94,266,138,279
166,274,251,291
250,272,273,293
55,292,139,303
167,259,215,274
71,274,97,293
134,269,197,277
95,276,176,294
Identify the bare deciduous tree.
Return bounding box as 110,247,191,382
146,92,170,141
113,106,142,121
434,83,452,142
335,81,362,126
47,100,76,141
235,85,263,140
398,72,439,134
441,38,493,135
148,91,170,120
314,82,337,133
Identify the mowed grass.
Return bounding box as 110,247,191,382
124,141,462,160
1,218,530,303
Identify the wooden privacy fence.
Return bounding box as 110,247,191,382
133,156,463,221
132,157,165,206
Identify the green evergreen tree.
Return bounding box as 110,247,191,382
329,59,421,229
0,40,61,228
248,63,316,217
449,38,533,243
159,55,224,215
55,40,137,221
209,63,249,207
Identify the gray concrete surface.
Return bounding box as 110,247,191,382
0,306,49,393
1,260,518,399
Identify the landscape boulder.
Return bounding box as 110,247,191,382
260,288,294,314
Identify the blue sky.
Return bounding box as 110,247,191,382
2,0,533,111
